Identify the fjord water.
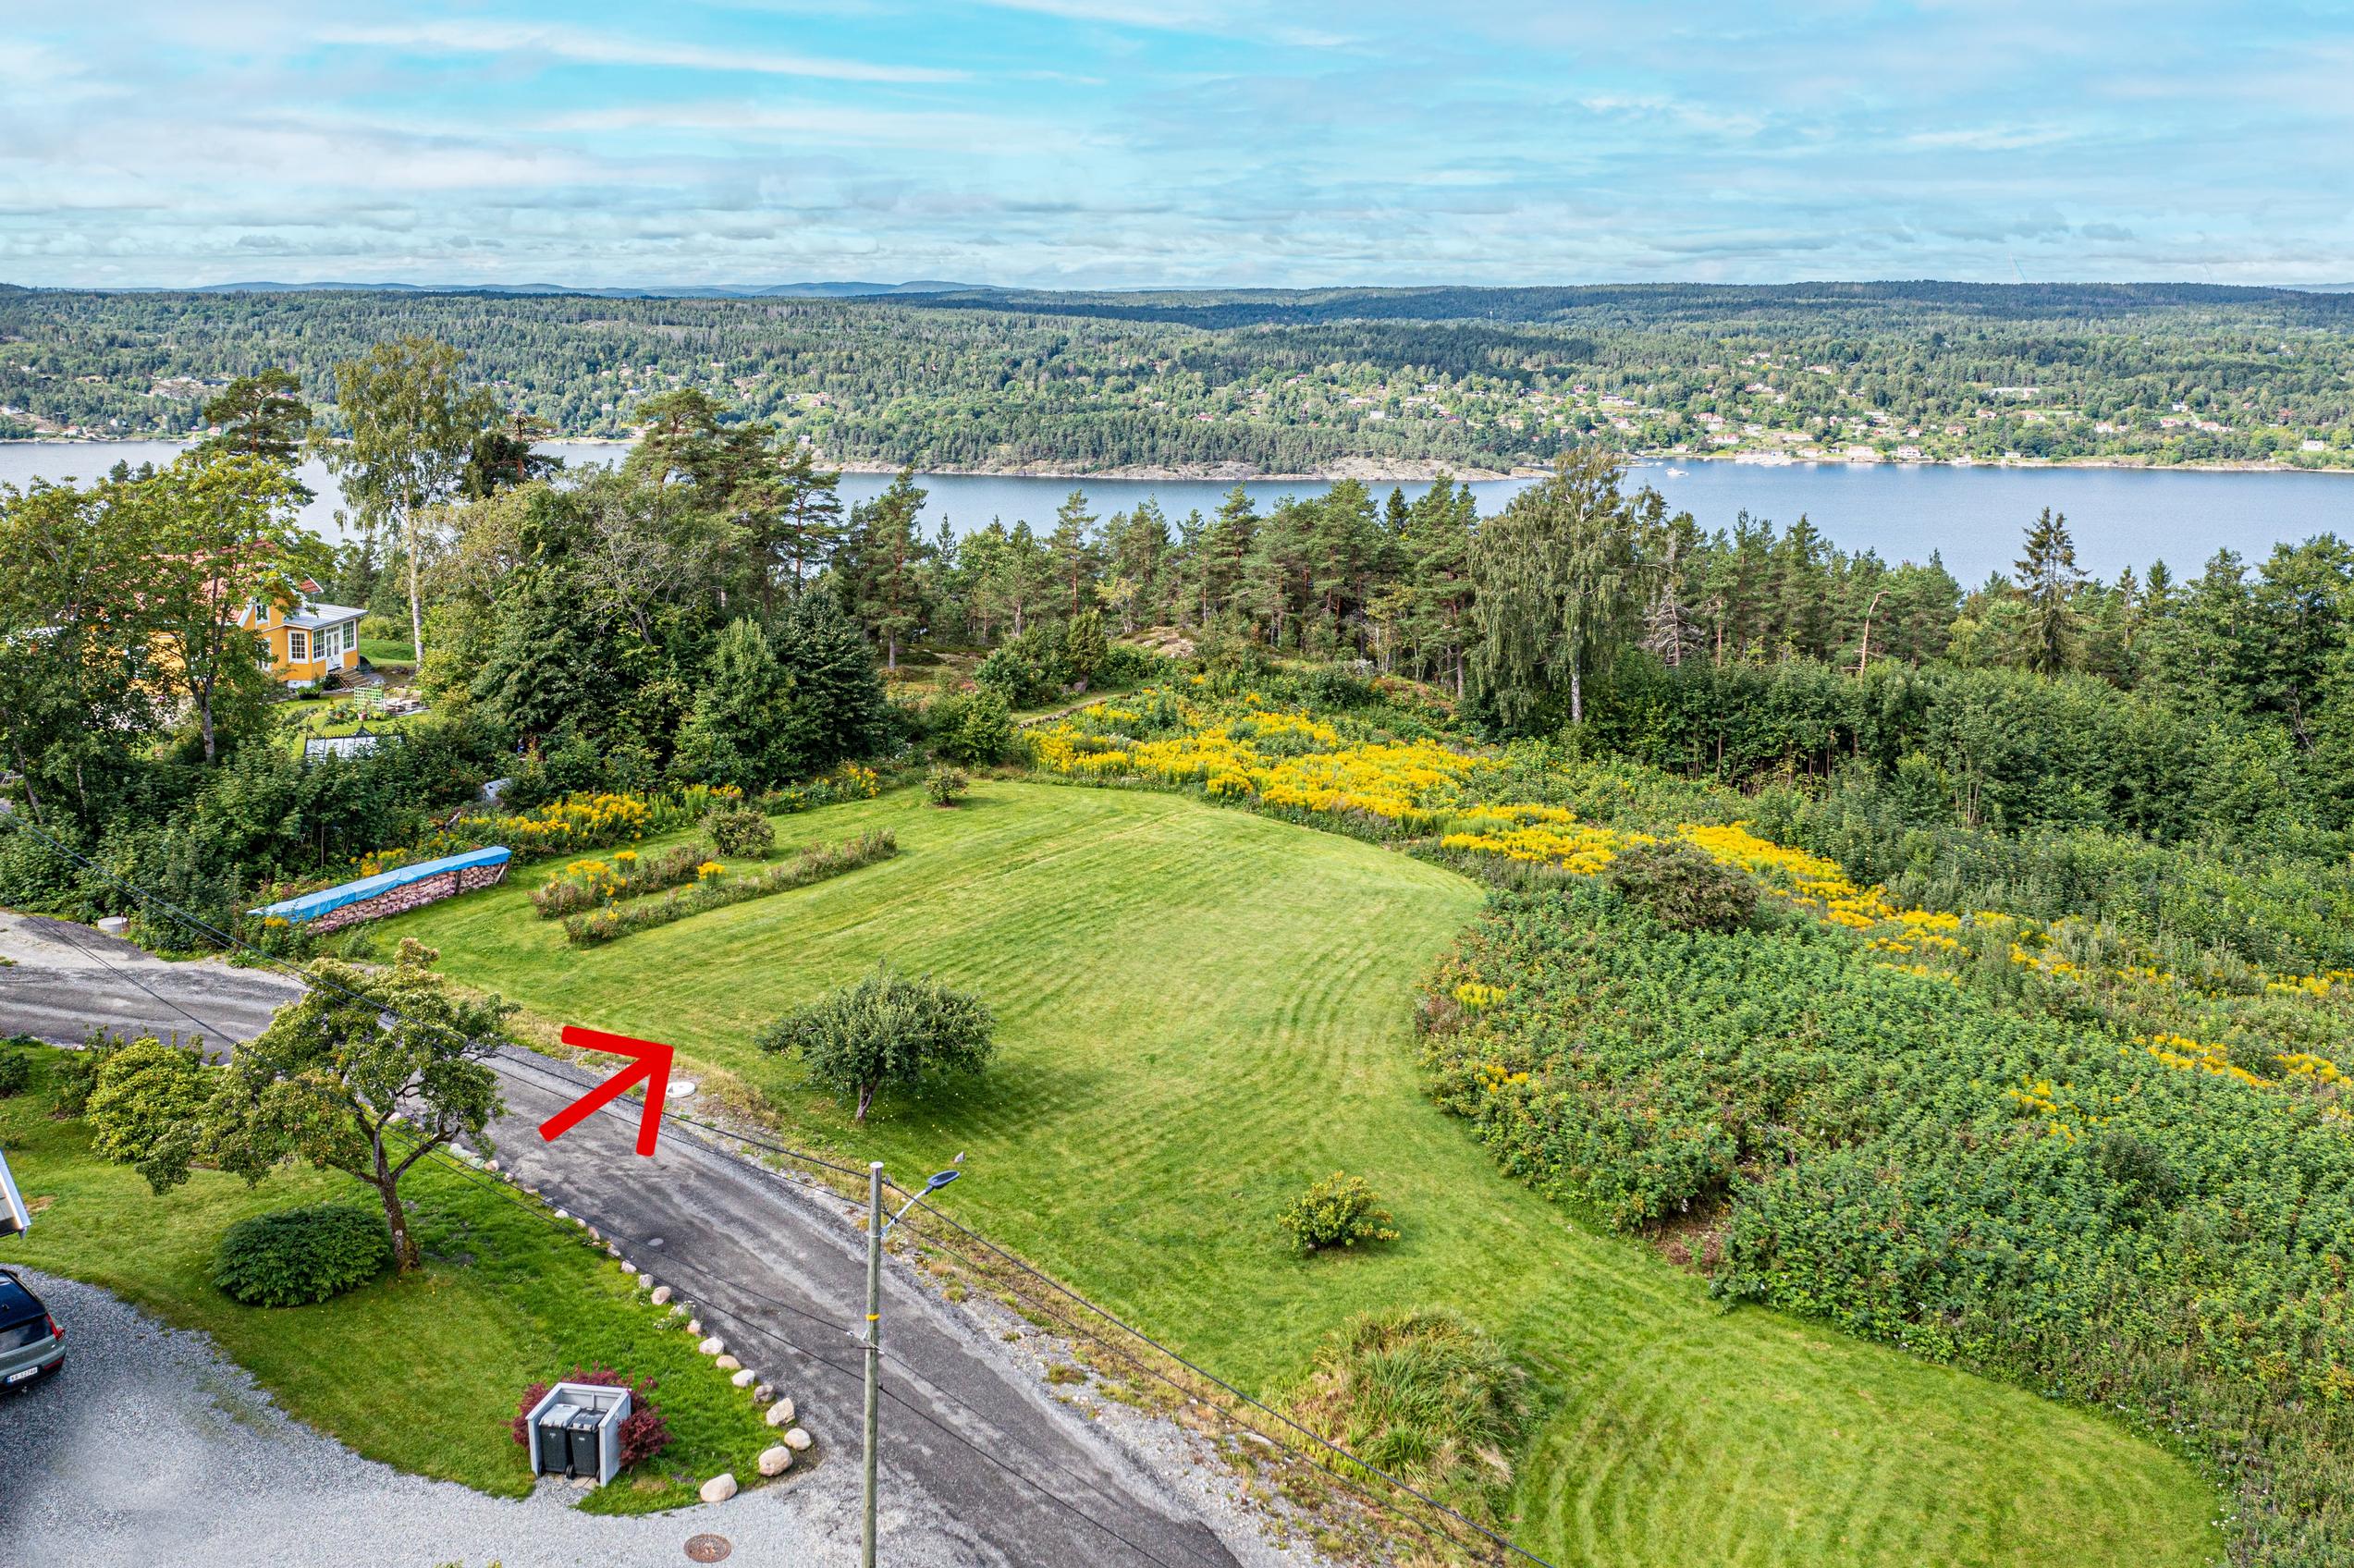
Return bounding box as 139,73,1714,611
6,439,2346,582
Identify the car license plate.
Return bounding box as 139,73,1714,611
5,1366,37,1384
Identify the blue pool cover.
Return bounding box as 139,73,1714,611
250,846,513,925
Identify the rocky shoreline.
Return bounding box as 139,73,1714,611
5,435,2347,483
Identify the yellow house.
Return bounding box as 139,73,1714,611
236,584,365,687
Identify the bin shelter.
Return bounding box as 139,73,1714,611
524,1382,631,1486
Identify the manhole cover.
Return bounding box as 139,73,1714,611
684,1535,732,1563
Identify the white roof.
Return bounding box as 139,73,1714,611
284,601,365,630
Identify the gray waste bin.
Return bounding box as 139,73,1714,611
567,1409,605,1477
536,1403,580,1475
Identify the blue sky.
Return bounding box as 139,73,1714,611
6,0,2352,288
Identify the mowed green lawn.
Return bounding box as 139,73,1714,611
388,782,2219,1567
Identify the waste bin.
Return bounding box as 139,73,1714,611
536,1403,580,1476
567,1408,605,1478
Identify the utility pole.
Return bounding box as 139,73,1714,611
862,1160,883,1568
857,1156,962,1568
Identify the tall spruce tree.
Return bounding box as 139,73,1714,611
2014,508,2085,675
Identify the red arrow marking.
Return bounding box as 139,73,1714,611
541,1026,675,1156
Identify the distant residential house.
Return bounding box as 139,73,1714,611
236,580,364,687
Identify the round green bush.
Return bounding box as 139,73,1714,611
1279,1171,1401,1254
213,1204,394,1307
930,687,1018,766
0,1049,31,1097
1600,840,1759,934
703,803,775,859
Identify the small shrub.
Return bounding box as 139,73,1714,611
87,1036,215,1194
1281,1310,1532,1524
2091,1129,2179,1205
925,765,970,807
0,1049,30,1097
212,1204,394,1307
704,804,775,859
511,1366,672,1469
1601,841,1758,934
2226,1035,2283,1081
973,631,1067,707
1279,1172,1401,1254
1061,609,1110,680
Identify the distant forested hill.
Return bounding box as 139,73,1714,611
3,281,2349,472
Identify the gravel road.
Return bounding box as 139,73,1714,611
0,911,301,1058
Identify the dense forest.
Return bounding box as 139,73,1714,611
6,344,2352,948
4,281,2351,472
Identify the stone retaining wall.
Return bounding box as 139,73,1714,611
308,863,509,933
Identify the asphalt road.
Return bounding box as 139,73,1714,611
0,911,302,1057
0,913,1269,1568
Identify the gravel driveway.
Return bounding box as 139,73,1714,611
0,1270,844,1568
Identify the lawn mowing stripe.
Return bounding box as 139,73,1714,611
383,782,2217,1568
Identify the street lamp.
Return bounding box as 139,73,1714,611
863,1155,964,1568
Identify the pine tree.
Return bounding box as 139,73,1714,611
1048,490,1101,618
837,469,932,668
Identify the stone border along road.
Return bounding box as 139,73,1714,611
0,912,1330,1568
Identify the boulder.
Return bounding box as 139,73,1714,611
484,1158,501,1172
620,1261,637,1276
757,1446,793,1477
765,1402,794,1428
698,1473,738,1504
782,1427,813,1452
714,1354,742,1372
650,1286,673,1305
556,1207,573,1223
752,1384,774,1404
606,1244,622,1258
673,1079,698,1097
731,1368,757,1388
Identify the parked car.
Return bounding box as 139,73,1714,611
0,1268,64,1390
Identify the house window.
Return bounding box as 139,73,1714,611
286,629,310,662
249,599,268,625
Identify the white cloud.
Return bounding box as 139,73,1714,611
315,20,967,84
533,102,1048,153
